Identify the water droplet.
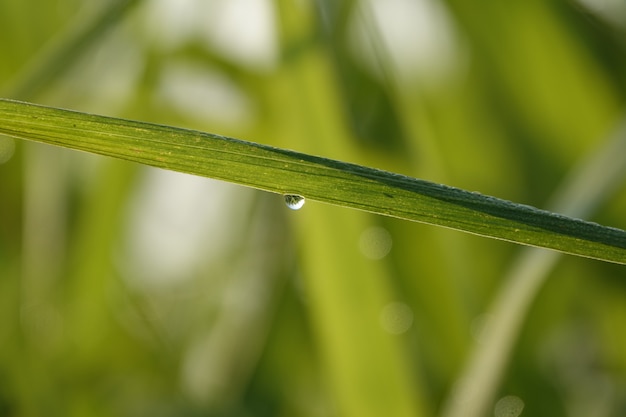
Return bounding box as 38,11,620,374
494,395,524,417
284,194,305,210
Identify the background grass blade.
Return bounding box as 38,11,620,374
4,0,141,101
443,118,626,417
1,98,625,264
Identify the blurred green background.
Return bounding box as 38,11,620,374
1,0,626,416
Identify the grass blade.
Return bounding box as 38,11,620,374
442,119,626,417
1,98,625,264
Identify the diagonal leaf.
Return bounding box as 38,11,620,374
442,119,626,417
4,0,142,101
1,98,625,264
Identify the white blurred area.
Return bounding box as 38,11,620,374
576,0,626,27
144,0,278,70
156,61,254,126
122,170,253,289
350,0,464,86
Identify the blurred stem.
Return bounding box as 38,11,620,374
4,0,141,101
442,118,626,417
11,0,141,351
19,144,67,346
276,2,429,416
180,193,292,409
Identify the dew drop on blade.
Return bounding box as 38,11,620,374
284,194,305,210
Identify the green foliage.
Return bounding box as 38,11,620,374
1,1,625,417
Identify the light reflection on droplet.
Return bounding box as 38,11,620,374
0,136,15,164
494,395,524,417
358,226,392,260
284,194,305,210
380,302,413,335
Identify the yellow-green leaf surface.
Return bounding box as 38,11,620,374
1,98,625,264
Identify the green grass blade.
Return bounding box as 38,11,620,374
1,98,625,264
443,120,626,417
